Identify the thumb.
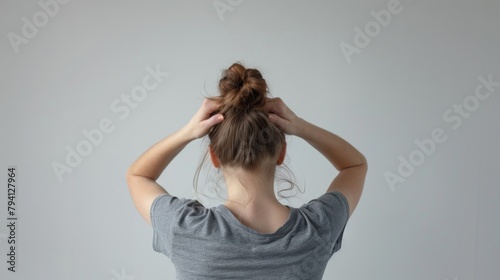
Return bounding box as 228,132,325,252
195,114,224,138
205,114,224,127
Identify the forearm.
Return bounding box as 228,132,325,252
126,127,194,181
295,118,366,171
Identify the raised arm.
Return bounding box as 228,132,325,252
266,98,367,217
126,99,224,224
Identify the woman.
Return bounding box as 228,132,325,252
126,62,367,279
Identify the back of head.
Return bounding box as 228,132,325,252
208,62,285,170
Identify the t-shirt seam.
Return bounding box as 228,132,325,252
150,193,173,217
151,194,177,255
326,191,350,222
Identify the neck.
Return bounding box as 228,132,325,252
222,164,282,210
221,164,291,233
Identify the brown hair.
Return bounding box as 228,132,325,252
208,62,285,169
194,62,302,204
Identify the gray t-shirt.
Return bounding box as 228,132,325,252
151,191,349,280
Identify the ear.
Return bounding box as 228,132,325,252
276,141,287,165
209,146,221,168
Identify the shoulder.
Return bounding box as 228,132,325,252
298,192,350,226
303,192,349,212
151,194,206,217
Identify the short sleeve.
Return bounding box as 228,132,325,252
150,194,203,257
303,191,350,256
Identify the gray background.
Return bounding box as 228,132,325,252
1,0,499,279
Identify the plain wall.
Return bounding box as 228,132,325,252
1,0,499,279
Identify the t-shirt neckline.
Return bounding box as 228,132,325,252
216,204,296,238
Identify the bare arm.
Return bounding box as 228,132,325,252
266,98,367,217
126,99,224,225
295,119,367,217
126,129,191,224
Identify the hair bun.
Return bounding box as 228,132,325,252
218,62,267,111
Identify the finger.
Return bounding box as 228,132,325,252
269,113,286,130
264,98,281,114
202,113,224,129
203,98,222,113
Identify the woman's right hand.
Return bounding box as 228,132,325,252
265,97,303,136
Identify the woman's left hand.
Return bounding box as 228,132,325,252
183,99,224,140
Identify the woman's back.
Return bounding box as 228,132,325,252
151,192,349,280
127,62,367,279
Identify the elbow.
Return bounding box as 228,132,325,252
125,166,133,178
126,166,156,182
361,159,368,174
362,153,368,166
360,154,368,167
356,154,368,173
125,166,138,184
125,168,133,187
126,166,133,177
